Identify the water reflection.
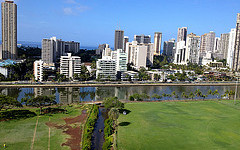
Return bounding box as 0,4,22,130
0,86,240,104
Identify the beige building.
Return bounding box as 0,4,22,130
1,0,17,60
154,32,162,55
233,13,240,71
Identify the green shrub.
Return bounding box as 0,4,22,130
104,119,114,138
82,105,99,150
102,136,113,150
0,110,36,121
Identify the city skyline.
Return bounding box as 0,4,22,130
0,0,239,47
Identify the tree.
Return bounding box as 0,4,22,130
103,97,124,110
207,89,212,96
0,95,22,111
108,108,120,122
195,89,202,97
21,95,56,114
152,94,162,100
189,92,194,100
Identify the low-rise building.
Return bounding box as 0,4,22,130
121,71,139,81
96,56,116,80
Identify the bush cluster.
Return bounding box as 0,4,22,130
0,110,36,121
82,105,99,150
102,119,114,150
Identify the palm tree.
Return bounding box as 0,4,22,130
207,89,212,96
195,89,202,98
182,92,186,99
189,92,194,100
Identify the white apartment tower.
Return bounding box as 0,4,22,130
34,60,44,82
1,0,17,60
220,33,230,59
60,53,81,79
227,29,236,69
126,41,148,70
186,33,200,64
96,56,116,80
154,32,162,55
115,49,127,72
174,27,188,64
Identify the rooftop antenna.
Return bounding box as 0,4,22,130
117,21,121,30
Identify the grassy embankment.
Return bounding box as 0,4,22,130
118,100,240,150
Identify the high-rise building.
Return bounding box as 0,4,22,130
114,30,124,50
227,29,236,69
134,35,151,44
174,41,187,64
126,41,148,70
154,32,162,55
177,27,187,43
200,31,216,54
60,53,81,79
123,36,129,52
186,33,200,64
96,44,109,55
233,13,240,71
213,37,223,60
220,33,230,59
115,49,127,72
102,45,112,57
34,60,44,82
174,27,188,64
1,0,17,60
163,39,175,57
42,37,80,64
96,56,116,80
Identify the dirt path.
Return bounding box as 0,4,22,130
48,117,51,150
46,110,88,150
31,116,39,150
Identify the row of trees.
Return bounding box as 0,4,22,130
128,89,236,101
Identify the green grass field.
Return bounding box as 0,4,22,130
0,105,90,150
118,100,240,150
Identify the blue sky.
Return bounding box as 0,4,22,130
2,0,240,47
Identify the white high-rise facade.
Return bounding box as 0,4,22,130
34,60,44,82
115,49,127,72
200,31,216,54
126,41,148,70
186,33,200,64
174,27,187,64
227,28,236,69
96,56,116,80
154,32,162,55
1,0,17,60
60,53,81,79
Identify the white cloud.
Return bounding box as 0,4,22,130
76,5,90,12
63,7,73,15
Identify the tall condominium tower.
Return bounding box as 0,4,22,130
227,29,236,69
186,33,200,64
220,33,230,59
154,32,162,55
177,27,187,43
163,39,175,57
114,30,124,50
123,36,129,52
134,35,151,44
1,0,17,60
200,31,215,54
233,13,240,71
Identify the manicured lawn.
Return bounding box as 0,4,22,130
0,105,90,150
118,100,240,150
